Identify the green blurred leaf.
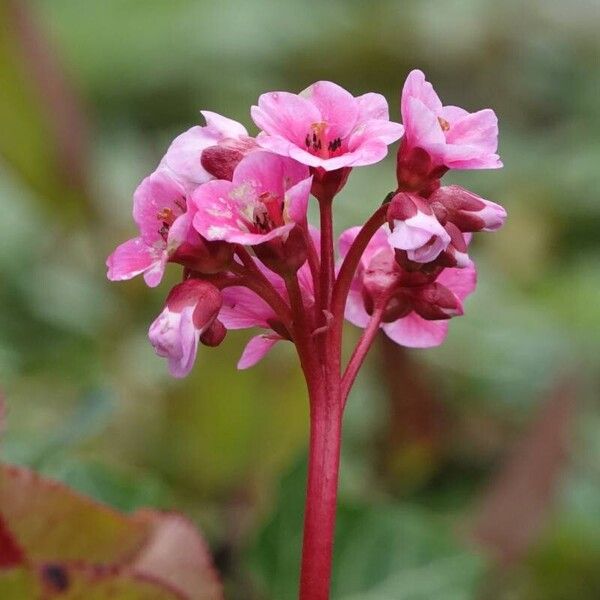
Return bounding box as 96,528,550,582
250,456,486,600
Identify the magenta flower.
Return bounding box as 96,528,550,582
192,151,312,246
251,81,404,171
398,69,501,177
339,226,476,347
160,111,255,189
106,169,195,287
148,279,223,378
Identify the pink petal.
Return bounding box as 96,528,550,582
301,81,359,140
219,286,275,329
251,91,320,146
143,256,168,288
401,70,443,122
133,169,187,245
439,105,469,123
161,127,214,187
404,96,446,149
344,285,371,328
388,211,450,259
436,261,477,302
237,334,281,369
347,119,405,149
106,237,159,283
170,306,201,377
355,92,390,121
338,226,361,258
200,110,248,139
232,151,309,200
285,176,312,223
382,313,448,348
446,109,499,154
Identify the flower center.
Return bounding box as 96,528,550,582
157,198,185,241
304,122,342,159
437,116,450,132
248,192,285,233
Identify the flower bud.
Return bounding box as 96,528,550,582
200,319,227,347
387,192,450,263
410,282,463,320
253,225,308,276
200,137,257,181
149,280,222,378
429,185,506,232
173,236,233,274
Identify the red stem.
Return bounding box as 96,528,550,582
299,380,342,600
319,197,335,313
329,204,387,373
341,306,385,406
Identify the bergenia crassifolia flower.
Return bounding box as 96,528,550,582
397,69,501,193
106,169,191,287
192,151,311,246
107,70,505,600
252,81,404,171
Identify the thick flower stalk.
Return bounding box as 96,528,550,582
107,71,505,599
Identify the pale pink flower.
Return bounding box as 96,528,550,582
107,169,195,287
339,226,476,348
160,111,255,189
387,192,451,263
148,280,222,378
192,151,312,246
251,81,404,171
399,69,501,172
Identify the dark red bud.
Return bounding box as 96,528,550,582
201,145,245,181
429,185,487,232
310,167,351,202
253,226,308,276
173,237,233,274
387,191,418,223
363,251,401,300
200,319,227,347
411,282,462,320
165,279,222,327
396,143,447,196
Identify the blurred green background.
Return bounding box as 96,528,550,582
1,0,599,598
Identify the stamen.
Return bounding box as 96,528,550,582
437,117,450,132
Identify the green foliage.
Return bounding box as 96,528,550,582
250,457,486,599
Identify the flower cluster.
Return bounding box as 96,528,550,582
107,70,505,378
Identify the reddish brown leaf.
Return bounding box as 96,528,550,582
471,378,578,565
132,510,223,600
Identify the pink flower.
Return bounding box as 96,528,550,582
399,69,501,175
251,81,404,171
429,185,507,232
387,192,451,263
160,111,255,189
107,169,195,287
148,279,223,378
192,151,312,246
339,226,476,348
